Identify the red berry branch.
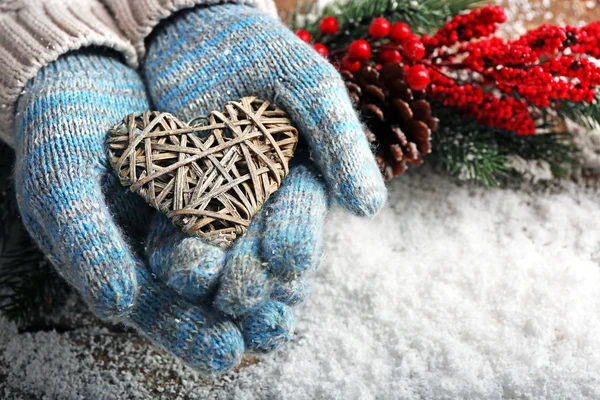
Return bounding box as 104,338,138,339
297,5,600,137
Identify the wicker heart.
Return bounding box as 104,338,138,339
107,97,298,247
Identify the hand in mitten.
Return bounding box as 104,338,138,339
145,160,329,354
14,51,327,371
141,3,387,337
143,3,386,217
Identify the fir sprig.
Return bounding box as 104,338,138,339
0,144,16,239
428,105,579,187
0,142,70,326
291,0,483,50
556,97,600,131
497,130,578,175
428,107,509,187
0,244,70,326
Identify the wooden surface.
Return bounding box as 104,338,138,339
494,0,600,36
274,0,600,32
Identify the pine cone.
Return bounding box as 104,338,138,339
342,63,438,180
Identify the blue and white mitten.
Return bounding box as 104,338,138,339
142,3,387,351
14,51,326,371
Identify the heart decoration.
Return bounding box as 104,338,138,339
107,97,298,247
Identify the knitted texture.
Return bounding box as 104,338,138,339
15,53,148,319
239,301,295,354
0,0,276,148
146,215,226,301
142,5,333,321
214,216,272,317
0,0,136,148
145,160,324,351
144,156,328,311
13,52,247,374
142,3,387,218
5,1,386,369
147,213,313,308
102,0,278,56
262,163,328,282
271,278,310,307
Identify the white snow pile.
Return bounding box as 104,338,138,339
2,170,600,399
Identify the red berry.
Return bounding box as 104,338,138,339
498,11,507,23
313,43,329,57
405,65,431,91
403,38,426,61
296,29,311,43
348,39,372,61
403,33,420,44
369,17,391,39
341,56,362,72
320,16,340,35
390,22,412,42
420,34,432,46
378,48,402,63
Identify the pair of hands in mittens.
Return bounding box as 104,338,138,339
14,4,385,373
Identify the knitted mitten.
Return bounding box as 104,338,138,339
142,4,345,352
143,4,385,216
145,141,328,354
14,52,247,373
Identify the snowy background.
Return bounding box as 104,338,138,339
2,168,600,399
3,0,600,398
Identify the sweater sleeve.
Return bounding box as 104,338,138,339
0,0,138,148
100,0,279,57
0,0,278,148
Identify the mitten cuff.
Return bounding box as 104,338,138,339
102,0,279,58
0,0,138,148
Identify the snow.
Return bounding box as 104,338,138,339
4,0,600,397
2,169,600,399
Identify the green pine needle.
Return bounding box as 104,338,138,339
496,129,578,171
0,142,70,327
428,105,579,187
428,109,509,187
556,98,600,131
291,0,483,50
0,244,70,326
0,144,16,240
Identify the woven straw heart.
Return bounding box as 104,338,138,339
107,97,298,247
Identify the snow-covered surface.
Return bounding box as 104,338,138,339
3,2,600,397
2,169,600,399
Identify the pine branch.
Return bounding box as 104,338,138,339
428,106,510,187
0,142,70,326
556,97,600,131
296,0,483,50
428,105,579,186
0,144,16,241
0,243,70,326
497,130,578,167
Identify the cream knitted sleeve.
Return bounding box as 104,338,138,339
0,0,277,148
101,0,279,57
0,0,137,147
